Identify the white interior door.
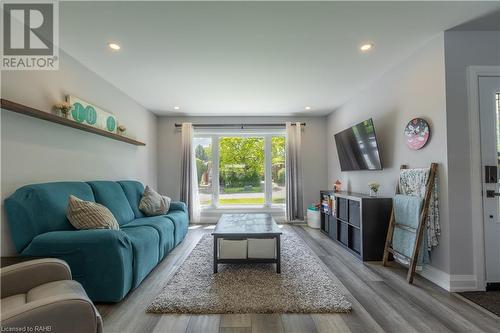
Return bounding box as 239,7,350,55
479,76,500,284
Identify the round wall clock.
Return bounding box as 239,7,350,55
404,118,430,150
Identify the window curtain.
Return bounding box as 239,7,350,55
180,123,200,223
285,122,304,221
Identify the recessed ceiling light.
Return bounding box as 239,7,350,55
174,106,180,110
360,43,373,52
305,106,311,110
108,42,121,51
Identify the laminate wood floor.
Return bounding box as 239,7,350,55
96,225,500,333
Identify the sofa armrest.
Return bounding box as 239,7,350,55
1,259,71,298
1,295,102,333
21,229,133,302
169,201,187,213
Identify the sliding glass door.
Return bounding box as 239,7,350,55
193,133,285,209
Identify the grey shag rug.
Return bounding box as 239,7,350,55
147,227,352,314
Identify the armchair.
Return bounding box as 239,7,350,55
1,258,103,333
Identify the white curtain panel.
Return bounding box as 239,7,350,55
285,122,304,221
180,123,201,223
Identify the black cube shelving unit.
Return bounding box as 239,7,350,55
320,190,392,261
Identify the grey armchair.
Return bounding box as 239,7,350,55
1,258,103,333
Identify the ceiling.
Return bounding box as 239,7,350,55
450,9,500,31
59,1,500,116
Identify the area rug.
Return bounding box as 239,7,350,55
459,291,500,316
146,227,351,314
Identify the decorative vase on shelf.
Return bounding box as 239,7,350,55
369,189,378,197
333,180,342,192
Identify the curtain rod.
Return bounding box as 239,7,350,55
174,123,305,128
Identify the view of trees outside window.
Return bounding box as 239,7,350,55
193,137,212,206
272,136,286,204
193,135,286,206
219,137,265,205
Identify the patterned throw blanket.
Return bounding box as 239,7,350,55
392,195,427,265
399,168,440,251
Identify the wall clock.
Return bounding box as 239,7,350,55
404,118,430,150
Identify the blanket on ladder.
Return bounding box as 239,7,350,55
398,168,440,251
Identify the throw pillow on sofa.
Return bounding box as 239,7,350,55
139,186,171,216
66,195,119,230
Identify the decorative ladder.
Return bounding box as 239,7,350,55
382,163,438,283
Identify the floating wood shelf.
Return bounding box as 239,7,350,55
0,99,146,146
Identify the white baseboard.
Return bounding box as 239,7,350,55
419,265,478,292
450,274,478,292
419,265,451,290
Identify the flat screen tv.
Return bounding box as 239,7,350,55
334,118,383,171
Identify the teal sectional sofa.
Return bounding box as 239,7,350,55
4,180,189,302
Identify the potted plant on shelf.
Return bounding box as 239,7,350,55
117,125,127,135
368,181,380,197
54,102,72,118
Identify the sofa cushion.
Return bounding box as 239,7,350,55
87,181,134,225
118,181,145,219
139,186,171,217
122,216,175,260
164,210,189,246
67,195,119,230
120,226,159,289
4,182,95,252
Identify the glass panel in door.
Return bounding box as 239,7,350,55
497,92,500,213
480,76,500,284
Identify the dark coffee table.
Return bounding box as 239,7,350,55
212,213,282,273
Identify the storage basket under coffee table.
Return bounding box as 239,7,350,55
212,213,282,273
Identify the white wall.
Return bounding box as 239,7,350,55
1,50,158,256
326,34,450,275
157,116,328,219
444,31,500,276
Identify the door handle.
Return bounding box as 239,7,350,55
486,190,500,198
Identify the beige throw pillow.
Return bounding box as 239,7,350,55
139,186,171,216
66,195,119,230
